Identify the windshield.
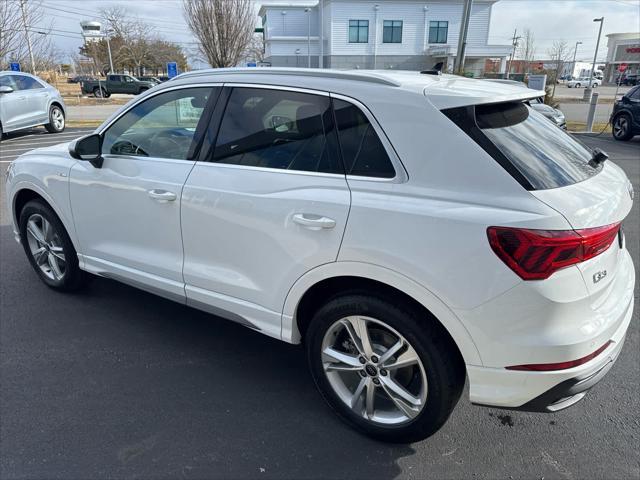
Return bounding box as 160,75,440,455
475,102,600,190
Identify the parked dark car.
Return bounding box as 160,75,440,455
81,74,155,98
621,73,639,86
67,75,96,84
611,85,640,141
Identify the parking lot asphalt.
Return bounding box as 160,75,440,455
0,130,638,479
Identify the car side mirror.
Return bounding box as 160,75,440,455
69,133,104,168
0,85,14,94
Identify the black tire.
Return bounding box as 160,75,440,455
19,199,87,291
93,87,107,98
306,293,465,443
612,113,634,141
44,105,65,133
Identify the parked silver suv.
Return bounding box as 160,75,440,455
0,72,66,141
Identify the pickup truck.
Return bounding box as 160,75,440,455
81,74,155,98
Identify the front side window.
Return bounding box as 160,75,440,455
473,102,599,189
349,20,369,43
13,75,44,90
0,76,17,89
429,21,448,44
212,88,341,174
383,20,403,43
102,87,214,160
333,99,395,178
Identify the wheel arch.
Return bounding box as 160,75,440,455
11,184,81,257
282,262,482,366
49,100,66,116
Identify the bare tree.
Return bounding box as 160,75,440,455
0,0,56,72
183,0,255,68
245,33,266,64
100,6,154,76
517,28,536,74
548,40,570,98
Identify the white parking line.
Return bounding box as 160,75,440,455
2,132,88,146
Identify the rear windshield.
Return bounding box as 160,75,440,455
475,102,599,189
444,102,601,190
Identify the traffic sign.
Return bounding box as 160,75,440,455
167,62,178,78
9,62,20,72
247,62,257,67
618,63,628,72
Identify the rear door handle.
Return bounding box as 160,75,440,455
292,214,336,230
148,189,176,202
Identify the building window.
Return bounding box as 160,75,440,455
349,20,369,43
383,20,403,43
429,21,448,44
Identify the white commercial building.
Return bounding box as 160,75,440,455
603,32,640,83
258,0,512,76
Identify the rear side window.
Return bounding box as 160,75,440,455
445,102,600,190
333,99,395,178
212,88,342,174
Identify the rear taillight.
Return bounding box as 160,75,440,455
487,223,621,280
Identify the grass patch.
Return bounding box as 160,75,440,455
566,121,611,134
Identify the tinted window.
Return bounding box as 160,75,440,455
102,87,213,160
333,99,395,178
476,102,599,189
349,20,369,43
628,86,640,99
108,75,120,82
212,88,342,174
13,75,44,90
383,20,403,43
429,21,448,44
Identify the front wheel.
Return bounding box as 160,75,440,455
613,113,633,141
19,200,87,291
306,294,465,443
44,105,65,133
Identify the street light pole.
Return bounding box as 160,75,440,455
19,0,36,74
305,8,311,68
571,41,582,79
105,30,114,73
585,17,604,101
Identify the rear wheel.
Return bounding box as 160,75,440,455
19,200,87,291
44,105,65,133
613,113,633,141
93,87,107,98
306,294,465,443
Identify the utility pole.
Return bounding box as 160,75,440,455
506,29,521,79
454,0,472,75
319,0,323,68
571,41,582,79
19,0,36,74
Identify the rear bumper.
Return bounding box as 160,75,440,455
513,336,624,412
466,293,632,410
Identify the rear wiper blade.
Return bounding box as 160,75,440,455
589,147,608,168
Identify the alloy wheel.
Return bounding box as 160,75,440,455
51,107,65,131
321,316,428,425
614,117,629,139
25,213,66,281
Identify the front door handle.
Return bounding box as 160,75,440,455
148,189,176,202
292,214,336,230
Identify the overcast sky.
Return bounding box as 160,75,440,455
40,0,640,64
